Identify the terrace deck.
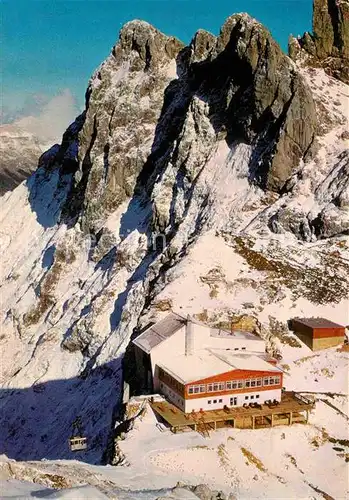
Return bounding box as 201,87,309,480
150,391,315,433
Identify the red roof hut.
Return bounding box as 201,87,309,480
291,317,345,351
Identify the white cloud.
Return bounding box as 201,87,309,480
13,89,80,148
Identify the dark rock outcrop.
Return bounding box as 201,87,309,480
158,483,237,500
289,0,349,83
62,21,185,231
269,150,349,240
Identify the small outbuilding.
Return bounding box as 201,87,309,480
291,317,345,351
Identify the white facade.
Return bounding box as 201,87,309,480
150,326,186,391
184,388,281,413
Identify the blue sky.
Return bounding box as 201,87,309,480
2,0,312,116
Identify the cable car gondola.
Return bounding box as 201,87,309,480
69,416,87,452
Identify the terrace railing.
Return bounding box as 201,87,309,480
294,393,315,405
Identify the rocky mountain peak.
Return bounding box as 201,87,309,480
186,14,318,190
190,29,216,63
59,13,317,233
114,20,184,72
289,0,349,83
184,14,318,194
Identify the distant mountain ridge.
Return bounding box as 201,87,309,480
0,90,78,196
0,124,43,195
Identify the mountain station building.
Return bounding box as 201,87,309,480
133,313,283,413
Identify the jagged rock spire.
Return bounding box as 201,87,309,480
289,0,349,83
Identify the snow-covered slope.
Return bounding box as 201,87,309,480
1,379,348,499
0,8,348,499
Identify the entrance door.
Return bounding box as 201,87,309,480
230,397,237,406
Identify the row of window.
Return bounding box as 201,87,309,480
159,368,182,392
207,394,261,405
187,376,280,394
206,394,261,406
188,384,206,394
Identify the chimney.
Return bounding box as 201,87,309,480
185,314,194,356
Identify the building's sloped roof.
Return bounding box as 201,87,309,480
293,317,345,329
132,312,186,353
158,349,281,385
157,350,230,385
210,350,281,373
257,352,277,364
133,312,265,355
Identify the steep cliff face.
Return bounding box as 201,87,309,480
187,16,317,192
289,0,349,83
268,63,349,241
63,21,184,232
0,13,348,467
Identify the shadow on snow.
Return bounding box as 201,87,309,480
0,359,122,464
